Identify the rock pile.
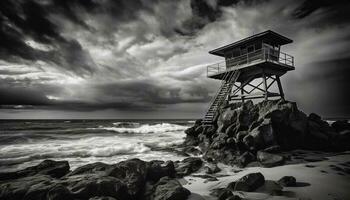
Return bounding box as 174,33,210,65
213,173,297,200
184,100,350,167
0,158,201,200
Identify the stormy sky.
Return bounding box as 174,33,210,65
0,0,349,119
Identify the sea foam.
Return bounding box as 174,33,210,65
99,123,188,134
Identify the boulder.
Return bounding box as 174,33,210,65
233,172,265,192
89,197,117,200
235,152,255,168
243,135,255,150
69,162,111,176
332,120,350,133
47,185,74,200
263,145,281,153
204,164,221,174
249,119,276,149
182,146,201,156
65,174,130,200
0,175,55,200
257,151,284,167
107,159,148,197
236,131,248,142
217,189,233,200
147,161,176,183
152,177,190,200
0,158,194,200
278,176,296,187
175,157,203,176
217,109,238,133
0,160,70,181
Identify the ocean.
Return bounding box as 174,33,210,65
0,119,193,172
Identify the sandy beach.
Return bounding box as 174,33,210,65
183,151,350,200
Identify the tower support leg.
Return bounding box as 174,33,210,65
262,71,268,101
241,84,245,103
276,75,285,101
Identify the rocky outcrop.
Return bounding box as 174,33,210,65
185,100,350,168
0,159,192,200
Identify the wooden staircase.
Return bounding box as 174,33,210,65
202,70,241,124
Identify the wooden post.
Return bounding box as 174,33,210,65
241,83,245,103
276,75,285,101
262,70,268,101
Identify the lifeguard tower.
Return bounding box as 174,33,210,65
203,30,294,124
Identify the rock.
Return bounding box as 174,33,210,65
233,172,265,192
236,152,255,168
183,146,202,156
217,109,238,133
185,126,200,137
249,119,276,149
263,145,281,153
236,131,248,142
0,160,70,181
175,157,203,176
308,113,322,121
147,161,176,183
48,186,75,200
243,135,255,150
0,175,55,200
69,162,111,176
0,158,194,200
278,176,296,187
152,177,190,200
210,133,228,150
332,120,350,132
226,195,242,200
89,197,117,200
65,174,130,200
204,164,221,174
257,151,284,167
183,99,350,168
47,185,73,200
107,159,148,197
218,189,233,200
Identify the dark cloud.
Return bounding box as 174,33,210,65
0,86,51,106
97,80,211,106
293,0,349,19
0,0,96,76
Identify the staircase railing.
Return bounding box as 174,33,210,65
203,70,240,124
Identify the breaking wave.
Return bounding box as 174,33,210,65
0,121,190,171
98,123,188,134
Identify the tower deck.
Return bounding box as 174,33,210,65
207,47,294,82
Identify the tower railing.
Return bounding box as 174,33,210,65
207,47,294,77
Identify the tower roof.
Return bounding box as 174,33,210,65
209,30,293,57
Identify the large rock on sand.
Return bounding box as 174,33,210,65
278,176,296,187
233,172,265,192
257,151,284,167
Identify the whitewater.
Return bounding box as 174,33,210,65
0,120,192,172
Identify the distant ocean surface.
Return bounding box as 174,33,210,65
0,120,194,172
